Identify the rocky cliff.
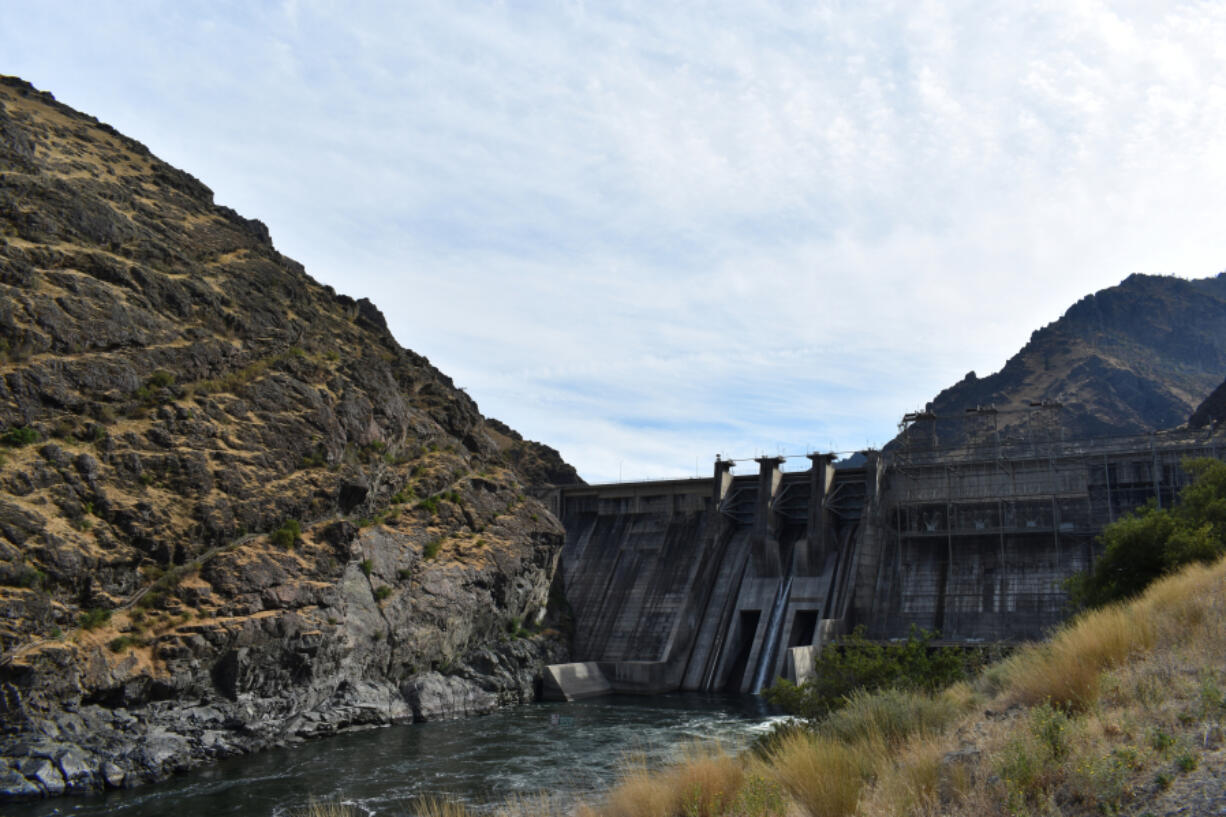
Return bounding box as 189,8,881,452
897,273,1226,450
1188,375,1226,430
0,76,579,799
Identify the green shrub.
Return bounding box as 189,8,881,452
0,426,39,447
423,538,442,560
108,635,144,653
397,567,413,581
507,615,532,639
374,586,392,602
418,496,440,515
1150,728,1176,753
731,773,788,817
148,370,175,388
136,589,166,609
7,565,47,589
765,625,971,721
359,559,373,577
1069,458,1226,607
817,686,959,747
270,519,302,549
1031,701,1072,760
78,607,112,630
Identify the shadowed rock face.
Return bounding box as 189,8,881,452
0,76,578,799
1189,377,1226,430
896,272,1226,450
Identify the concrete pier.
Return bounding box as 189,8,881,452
542,662,613,701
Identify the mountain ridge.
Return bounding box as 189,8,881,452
897,272,1226,450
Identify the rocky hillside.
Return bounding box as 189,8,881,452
1188,375,1226,430
0,76,579,799
898,273,1226,450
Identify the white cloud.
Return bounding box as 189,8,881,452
5,1,1226,482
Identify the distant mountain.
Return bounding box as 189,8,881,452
897,273,1226,450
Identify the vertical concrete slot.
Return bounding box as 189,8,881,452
789,610,818,647
723,610,760,692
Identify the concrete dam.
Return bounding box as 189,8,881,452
545,426,1226,698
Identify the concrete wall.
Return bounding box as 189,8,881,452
849,432,1226,641
555,430,1226,695
558,457,862,694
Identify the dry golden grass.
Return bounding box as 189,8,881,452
856,737,947,817
604,746,745,817
818,687,961,748
761,731,876,817
1000,601,1154,710
1002,556,1226,713
669,746,745,817
604,761,685,817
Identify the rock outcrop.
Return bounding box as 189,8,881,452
896,273,1226,450
0,76,577,798
1188,376,1226,430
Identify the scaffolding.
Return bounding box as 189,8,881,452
868,414,1226,641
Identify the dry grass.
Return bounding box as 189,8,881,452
856,737,948,817
1000,557,1225,713
605,746,745,817
818,687,961,748
604,762,678,817
999,602,1154,710
761,731,876,817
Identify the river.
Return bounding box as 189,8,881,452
6,694,784,817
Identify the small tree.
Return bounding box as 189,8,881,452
270,519,302,549
1069,457,1226,608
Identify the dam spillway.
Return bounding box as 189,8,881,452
550,427,1226,696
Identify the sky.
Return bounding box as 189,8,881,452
5,1,1226,483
